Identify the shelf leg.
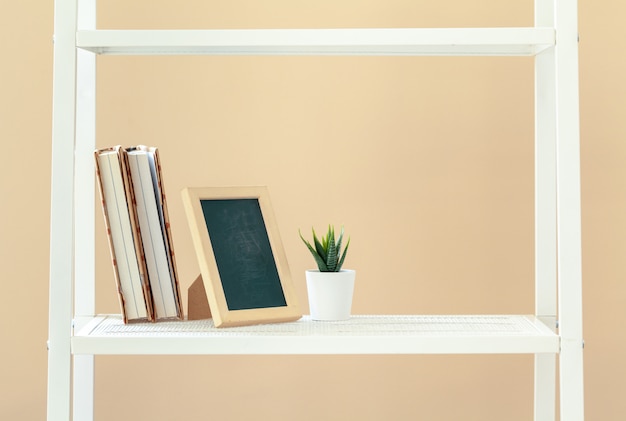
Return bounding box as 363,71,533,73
72,1,98,420
534,354,556,421
73,356,95,420
535,0,558,419
559,340,585,421
48,0,77,419
555,0,585,420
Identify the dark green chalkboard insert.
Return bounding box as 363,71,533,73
200,198,287,311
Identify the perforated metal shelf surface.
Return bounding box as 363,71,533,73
72,314,559,355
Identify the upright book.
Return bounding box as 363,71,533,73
95,145,183,322
95,146,154,323
125,146,183,321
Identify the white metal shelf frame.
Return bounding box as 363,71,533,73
47,0,584,420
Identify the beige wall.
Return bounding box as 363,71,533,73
1,1,624,419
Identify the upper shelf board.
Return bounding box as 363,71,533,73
76,27,555,56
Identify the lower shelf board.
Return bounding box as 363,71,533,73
71,314,559,355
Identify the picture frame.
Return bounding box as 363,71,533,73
182,186,301,327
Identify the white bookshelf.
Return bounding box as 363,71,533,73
48,0,584,420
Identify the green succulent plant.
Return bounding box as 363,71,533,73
299,225,350,272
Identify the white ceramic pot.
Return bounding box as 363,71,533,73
305,269,356,321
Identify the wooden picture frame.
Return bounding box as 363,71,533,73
182,186,301,327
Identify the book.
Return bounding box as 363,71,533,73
95,145,183,323
125,146,183,320
94,146,155,323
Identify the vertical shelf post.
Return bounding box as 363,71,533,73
555,0,585,420
47,0,77,420
534,0,558,418
72,0,97,419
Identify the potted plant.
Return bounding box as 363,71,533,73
299,225,355,321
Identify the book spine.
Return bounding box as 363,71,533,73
151,147,184,319
120,149,156,322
